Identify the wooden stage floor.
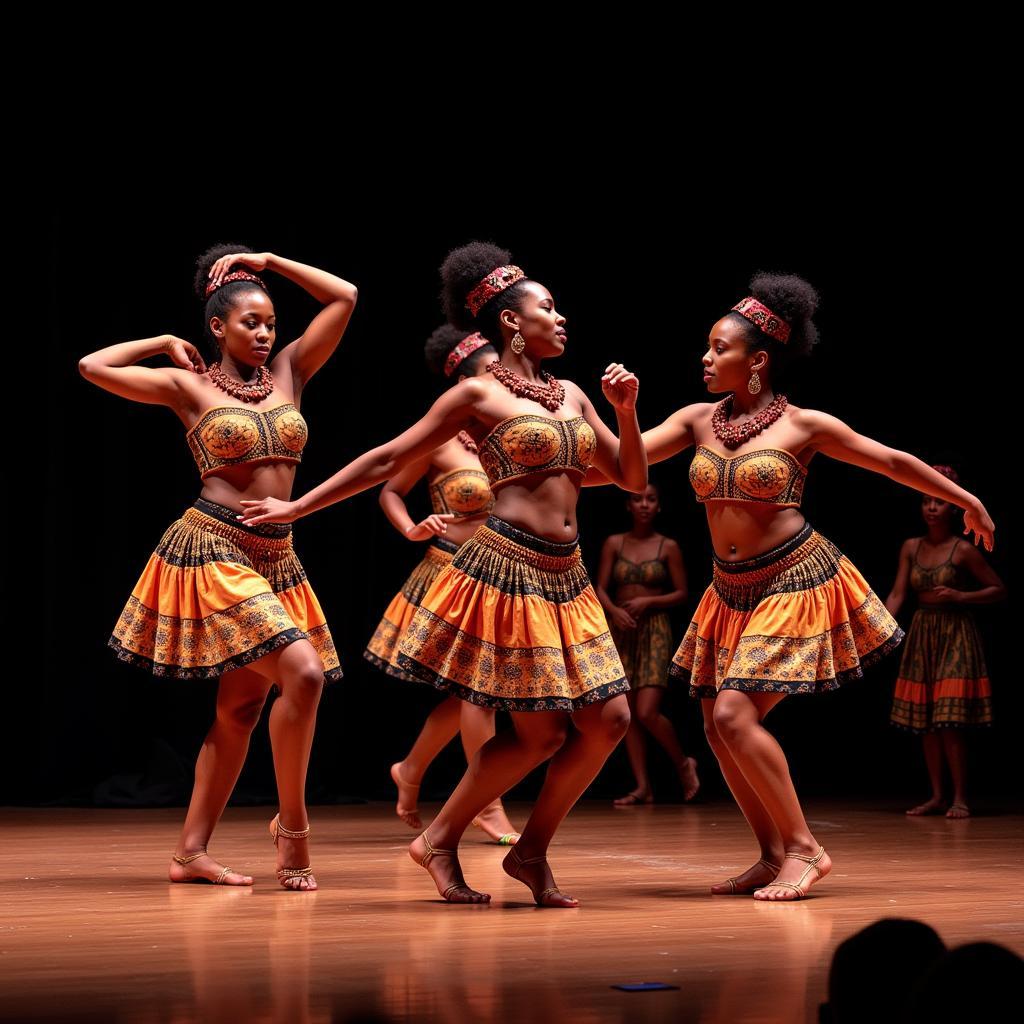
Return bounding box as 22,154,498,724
1,800,1021,1023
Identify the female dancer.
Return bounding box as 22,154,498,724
366,324,520,843
80,245,357,890
607,273,994,901
595,483,700,805
886,465,1005,819
240,241,645,906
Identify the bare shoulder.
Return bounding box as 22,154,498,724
602,532,625,550
660,535,682,553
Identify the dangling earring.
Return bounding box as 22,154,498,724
510,331,526,355
747,370,762,395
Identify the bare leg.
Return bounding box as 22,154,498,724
635,686,700,801
503,695,631,907
614,690,653,805
461,703,519,842
169,666,271,886
409,712,571,902
702,697,786,894
907,732,948,815
249,640,325,891
391,695,462,829
708,691,832,901
942,730,970,817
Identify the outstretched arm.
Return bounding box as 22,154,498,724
800,409,996,550
238,378,488,524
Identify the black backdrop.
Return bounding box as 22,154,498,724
29,197,1013,810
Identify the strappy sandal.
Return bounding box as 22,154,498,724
613,791,654,807
269,815,315,889
503,846,579,908
712,858,781,895
415,832,489,902
945,803,971,819
754,846,827,901
171,848,238,885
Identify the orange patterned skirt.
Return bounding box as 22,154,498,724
890,607,993,732
109,499,342,681
364,537,459,681
671,523,903,698
396,516,628,712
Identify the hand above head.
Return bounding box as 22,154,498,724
406,514,456,542
208,252,269,290
601,363,639,412
237,497,300,525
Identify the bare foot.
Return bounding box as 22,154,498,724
946,803,971,819
168,850,253,886
613,789,653,807
678,757,701,802
710,857,780,895
503,846,579,908
409,832,490,903
472,801,520,844
906,797,948,816
390,762,422,830
753,846,832,902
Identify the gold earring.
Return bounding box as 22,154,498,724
510,331,525,355
747,371,762,395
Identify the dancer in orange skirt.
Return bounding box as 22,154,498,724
593,273,995,900
885,465,1006,819
80,245,357,890
594,483,700,806
240,241,646,906
365,324,520,844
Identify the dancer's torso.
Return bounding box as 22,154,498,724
175,365,303,511
910,536,971,606
426,436,495,546
612,533,671,606
463,379,598,543
688,402,817,562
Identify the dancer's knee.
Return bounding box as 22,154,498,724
219,695,267,733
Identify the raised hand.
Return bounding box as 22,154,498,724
164,336,206,374
601,363,639,412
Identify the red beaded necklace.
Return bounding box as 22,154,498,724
487,360,565,412
457,430,479,454
207,362,275,403
711,393,788,450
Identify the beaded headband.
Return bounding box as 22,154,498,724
731,296,791,344
444,332,490,377
466,265,526,317
205,270,268,298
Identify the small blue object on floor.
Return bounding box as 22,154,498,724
611,983,681,992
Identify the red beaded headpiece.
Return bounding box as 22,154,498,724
731,296,791,344
466,265,526,317
205,270,268,298
444,332,490,377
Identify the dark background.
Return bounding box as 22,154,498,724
28,191,1013,810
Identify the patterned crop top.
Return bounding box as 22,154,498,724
612,538,669,588
187,404,308,479
910,539,968,594
429,468,495,518
689,445,807,507
478,414,598,490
